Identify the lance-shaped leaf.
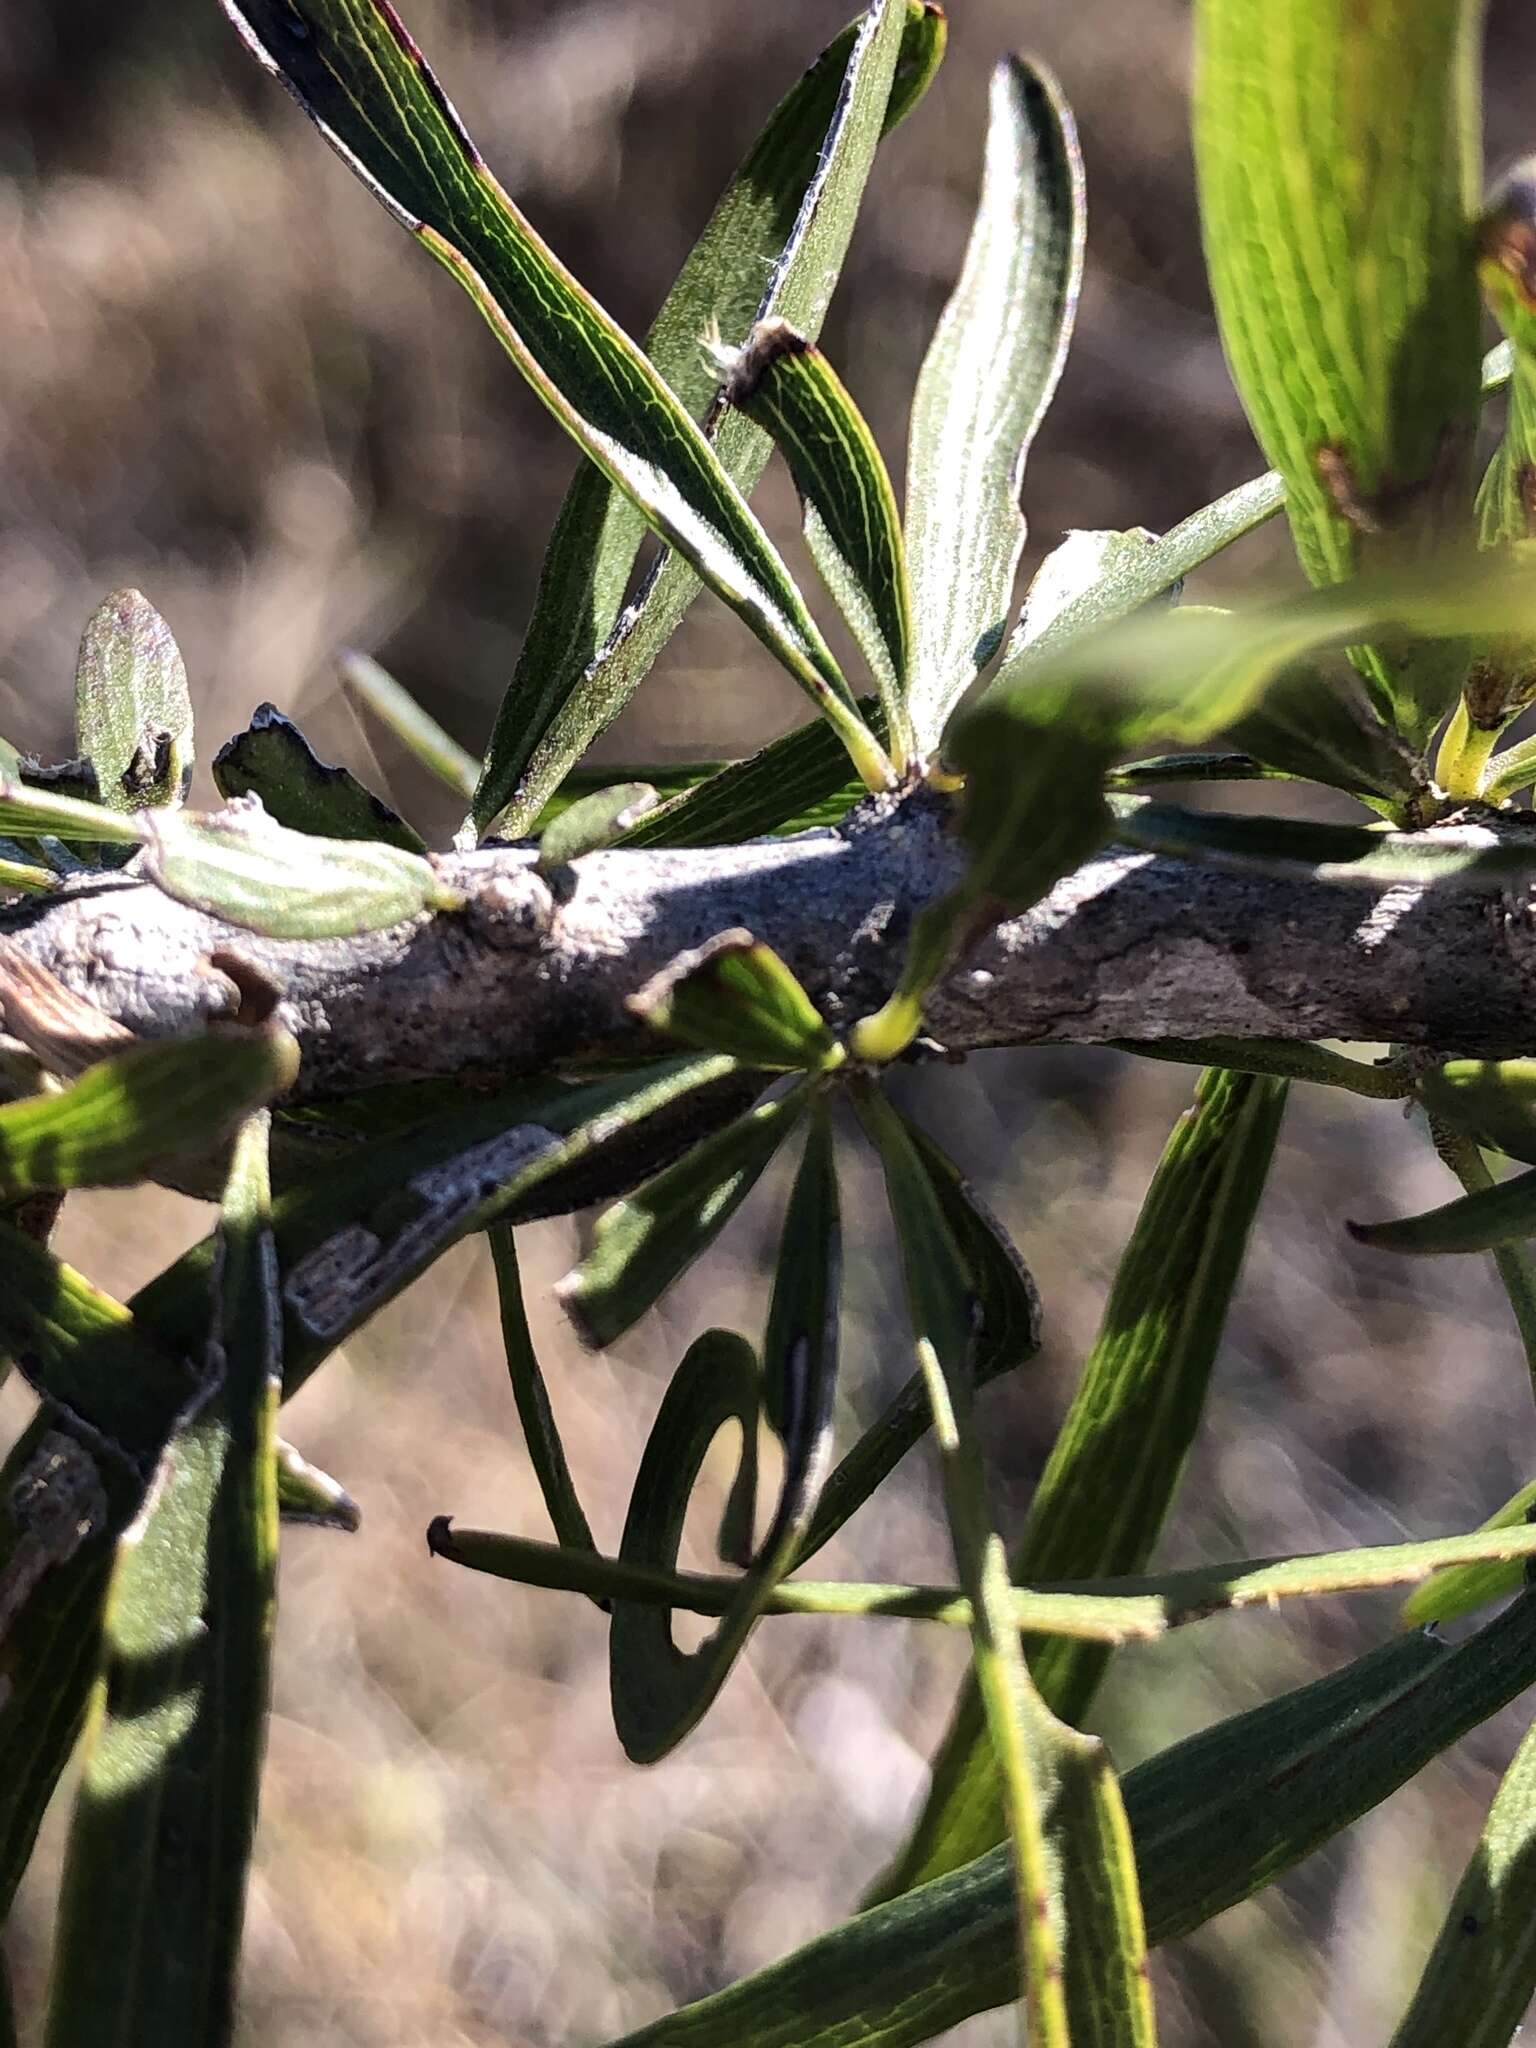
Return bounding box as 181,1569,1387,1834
1112,792,1536,889
607,1108,841,1762
860,1085,1154,2047
428,1522,1536,1655
713,320,914,763
336,649,480,802
1120,1036,1411,1100
629,930,840,1074
46,1112,282,2048
903,57,1084,754
1192,0,1483,746
222,2,892,811
532,759,729,834
1349,1161,1536,1255
796,1120,1040,1563
274,1436,360,1532
556,1087,806,1350
620,702,881,850
874,1066,1285,1903
73,588,193,813
0,856,55,896
534,782,657,871
139,801,462,938
488,1223,597,1568
0,1023,299,1198
470,0,942,837
1388,1709,1536,2047
608,1592,1536,2048
0,783,140,847
212,703,424,852
1402,1480,1536,1632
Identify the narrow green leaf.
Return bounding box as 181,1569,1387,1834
1349,1159,1536,1254
607,1109,841,1762
531,760,729,834
336,648,480,801
1403,1481,1536,1631
73,588,193,813
629,930,840,1074
617,702,881,849
860,1084,1155,2047
0,1024,299,1197
873,1066,1285,1903
713,321,914,762
606,1594,1536,2048
0,856,57,896
1118,1037,1410,1100
1223,663,1423,813
469,0,940,836
1112,793,1536,889
431,1518,1536,1642
488,1223,597,1566
1388,1709,1536,2047
556,1088,804,1350
1192,0,1484,745
212,703,425,852
904,57,1084,753
0,783,140,847
535,782,657,871
139,801,462,938
46,1112,281,2048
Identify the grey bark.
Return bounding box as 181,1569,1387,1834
3,787,1536,1113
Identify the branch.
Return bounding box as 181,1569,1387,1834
3,790,1535,1113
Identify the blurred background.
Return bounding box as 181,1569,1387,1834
4,2,1536,2041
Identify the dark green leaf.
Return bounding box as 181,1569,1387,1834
212,703,425,852
556,1088,804,1350
468,0,940,836
714,321,914,761
0,1024,299,1197
1349,1160,1536,1255
73,588,193,813
618,703,881,849
488,1223,597,1566
1388,1710,1536,2047
1119,1037,1410,1100
46,1112,280,2048
860,1085,1154,2046
606,1594,1536,2048
1192,0,1483,744
139,802,462,938
874,1066,1285,1902
608,1108,841,1762
629,930,839,1073
903,57,1084,753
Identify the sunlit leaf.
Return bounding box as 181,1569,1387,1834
469,0,942,836
713,320,914,762
556,1088,804,1350
1192,0,1484,744
1403,1480,1536,1632
139,802,462,938
72,588,193,813
0,1024,299,1197
0,783,140,847
213,703,424,852
535,782,657,870
629,930,839,1073
46,1112,280,2048
874,1066,1285,1903
903,56,1084,754
274,1436,360,1532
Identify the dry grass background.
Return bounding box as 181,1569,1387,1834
5,3,1536,2042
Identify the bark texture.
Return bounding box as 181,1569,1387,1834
4,787,1536,1109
